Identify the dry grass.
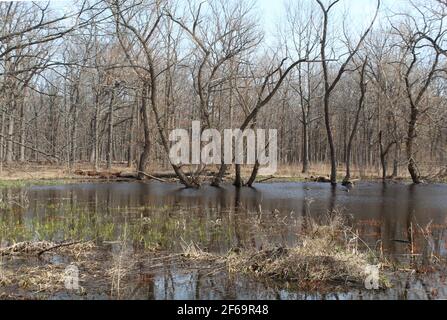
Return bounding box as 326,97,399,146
107,224,136,299
224,212,382,289
180,240,222,262
0,163,136,182
0,241,94,257
1,209,442,298
0,164,75,181
240,163,393,181
0,162,444,184
0,162,393,183
156,211,386,291
0,241,98,297
260,163,388,180
107,251,137,299
7,265,67,293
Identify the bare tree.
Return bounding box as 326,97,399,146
1,0,446,186
316,0,380,185
110,0,198,187
343,56,368,185
392,1,445,183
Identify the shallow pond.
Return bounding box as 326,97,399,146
1,181,446,300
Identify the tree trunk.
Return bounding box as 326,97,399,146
70,86,79,169
379,132,387,180
19,102,25,162
324,95,337,186
302,120,309,174
106,89,115,170
138,85,151,180
127,101,136,168
6,113,14,164
319,5,337,186
94,92,100,170
392,146,399,178
344,59,367,184
407,106,421,184
0,110,4,173
234,164,243,188
247,160,260,187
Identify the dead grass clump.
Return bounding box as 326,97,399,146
107,247,139,299
15,265,67,292
57,241,97,259
227,212,376,288
181,240,219,262
0,241,98,296
0,268,11,286
0,264,69,295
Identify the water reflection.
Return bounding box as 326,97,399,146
1,181,447,300
105,259,447,300
2,181,447,255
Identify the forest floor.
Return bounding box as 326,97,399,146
0,162,445,187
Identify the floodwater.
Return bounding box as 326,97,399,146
1,181,447,300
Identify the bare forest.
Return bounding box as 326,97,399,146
1,0,447,187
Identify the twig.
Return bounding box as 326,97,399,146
38,240,84,257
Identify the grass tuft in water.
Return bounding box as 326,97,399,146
223,212,387,290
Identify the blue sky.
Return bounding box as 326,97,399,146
48,0,409,23
47,0,411,38
48,0,409,22
257,0,409,36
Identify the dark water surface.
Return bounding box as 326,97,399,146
1,181,446,300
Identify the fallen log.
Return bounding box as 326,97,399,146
257,176,275,183
149,172,183,179
0,241,82,257
38,241,83,257
137,171,169,183
0,241,54,256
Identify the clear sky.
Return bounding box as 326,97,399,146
257,0,410,38
47,0,410,23
46,0,411,39
47,0,409,22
